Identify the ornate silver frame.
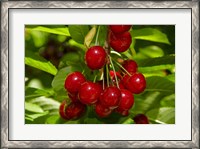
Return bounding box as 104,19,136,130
1,1,199,148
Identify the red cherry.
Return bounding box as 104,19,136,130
118,89,134,110
109,25,132,34
85,46,107,70
134,114,149,124
59,100,68,120
122,60,138,73
65,102,86,120
109,70,122,80
126,73,146,94
95,102,112,118
109,31,132,52
115,108,129,116
100,86,121,109
64,72,86,94
121,74,131,88
68,93,79,102
78,81,102,105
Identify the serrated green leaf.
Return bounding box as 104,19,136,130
45,115,60,124
138,65,174,73
25,102,44,113
145,76,175,94
122,118,134,124
26,25,70,36
131,28,170,44
146,107,175,124
68,25,89,44
52,66,82,92
25,51,57,75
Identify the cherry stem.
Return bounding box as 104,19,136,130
108,55,119,88
113,60,132,76
95,25,101,45
93,75,97,83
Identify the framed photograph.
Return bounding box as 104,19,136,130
1,1,199,148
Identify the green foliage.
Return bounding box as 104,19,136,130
25,25,175,124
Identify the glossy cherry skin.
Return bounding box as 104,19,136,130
133,114,149,124
65,102,86,120
121,74,131,88
109,25,132,34
122,60,138,73
78,81,102,105
85,46,107,70
100,86,121,109
95,102,112,118
118,89,134,110
59,100,68,120
109,31,132,52
115,108,129,116
64,72,86,94
126,73,146,94
109,70,122,80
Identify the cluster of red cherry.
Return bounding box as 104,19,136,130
59,25,148,123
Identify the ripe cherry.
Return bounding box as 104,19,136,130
133,114,149,124
109,31,132,52
65,102,86,120
121,74,131,88
118,89,134,110
100,86,121,109
59,100,68,120
64,72,86,94
95,102,112,118
78,81,102,105
122,60,138,73
109,25,132,34
109,70,122,80
115,108,129,116
126,73,146,94
85,46,107,70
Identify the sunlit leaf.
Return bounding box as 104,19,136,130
84,26,97,48
139,45,164,58
131,28,171,44
160,94,175,107
25,51,57,75
146,107,175,124
26,25,70,36
25,102,44,113
25,111,49,120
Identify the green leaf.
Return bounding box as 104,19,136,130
25,111,49,120
30,96,60,115
160,94,175,107
122,118,134,124
52,66,82,92
139,46,164,58
131,28,170,44
25,102,44,113
45,115,60,124
68,25,89,44
136,55,175,67
138,65,175,73
84,26,96,48
25,51,57,75
26,25,70,36
145,76,175,94
165,74,175,83
25,87,54,100
146,107,175,124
